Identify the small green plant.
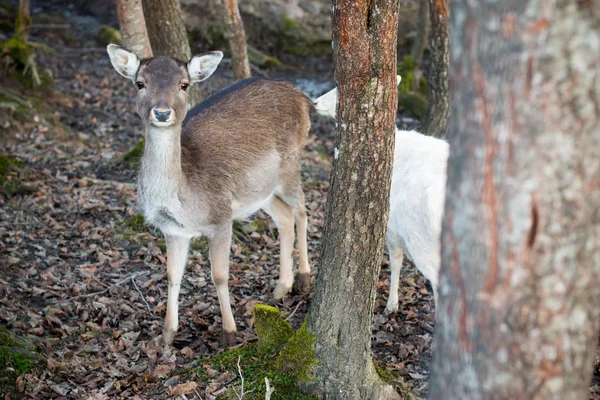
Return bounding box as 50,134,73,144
0,153,33,196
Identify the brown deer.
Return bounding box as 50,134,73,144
106,44,311,346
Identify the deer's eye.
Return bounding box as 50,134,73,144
180,83,190,91
135,81,145,90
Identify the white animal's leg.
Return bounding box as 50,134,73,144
163,235,190,346
384,243,404,316
264,196,295,299
208,224,236,346
295,188,311,293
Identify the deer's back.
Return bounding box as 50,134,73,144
180,78,311,223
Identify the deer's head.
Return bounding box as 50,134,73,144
106,44,222,129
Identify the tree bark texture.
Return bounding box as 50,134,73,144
143,0,202,105
219,0,251,80
429,1,600,399
116,0,153,59
304,1,400,399
15,0,30,40
420,0,449,138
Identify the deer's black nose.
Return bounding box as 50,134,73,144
154,109,171,122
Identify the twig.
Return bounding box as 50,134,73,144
232,355,245,400
285,300,304,321
65,271,150,301
193,387,203,399
264,377,275,400
132,275,152,311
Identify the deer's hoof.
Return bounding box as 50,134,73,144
297,273,311,294
163,329,176,346
384,302,398,317
273,282,292,300
222,330,237,347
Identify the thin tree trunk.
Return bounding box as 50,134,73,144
219,0,251,80
143,0,202,105
429,1,600,399
420,0,449,137
410,0,429,91
116,0,153,59
303,1,401,399
15,0,30,40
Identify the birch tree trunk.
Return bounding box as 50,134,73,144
219,0,251,80
143,0,202,105
303,0,401,398
420,0,449,137
116,0,153,59
429,1,600,399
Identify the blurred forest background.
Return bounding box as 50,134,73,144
0,0,598,399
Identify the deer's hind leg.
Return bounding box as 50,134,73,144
264,195,296,299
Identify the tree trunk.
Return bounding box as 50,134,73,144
116,0,153,59
143,0,202,105
219,0,251,80
410,0,429,92
15,0,30,40
420,0,449,138
429,1,600,399
303,1,400,399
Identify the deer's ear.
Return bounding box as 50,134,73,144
187,51,223,83
107,44,140,81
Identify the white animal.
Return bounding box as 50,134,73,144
313,80,448,313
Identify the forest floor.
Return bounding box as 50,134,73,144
0,3,599,400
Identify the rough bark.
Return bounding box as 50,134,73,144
429,1,600,399
420,0,449,138
143,0,202,104
219,0,251,80
15,0,30,40
116,0,153,59
303,0,400,399
410,0,430,91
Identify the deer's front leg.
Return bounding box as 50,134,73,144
163,235,190,346
208,224,236,347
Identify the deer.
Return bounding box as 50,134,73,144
314,81,448,315
106,44,312,346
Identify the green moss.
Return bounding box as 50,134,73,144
275,321,317,382
254,305,294,349
0,327,39,393
247,46,282,68
120,213,146,232
97,25,122,46
196,344,317,400
123,140,144,168
398,91,428,118
278,17,330,57
0,153,32,196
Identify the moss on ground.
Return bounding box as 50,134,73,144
0,327,39,395
1,37,53,89
196,344,317,400
0,153,34,197
275,321,317,382
254,304,294,349
123,140,144,168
